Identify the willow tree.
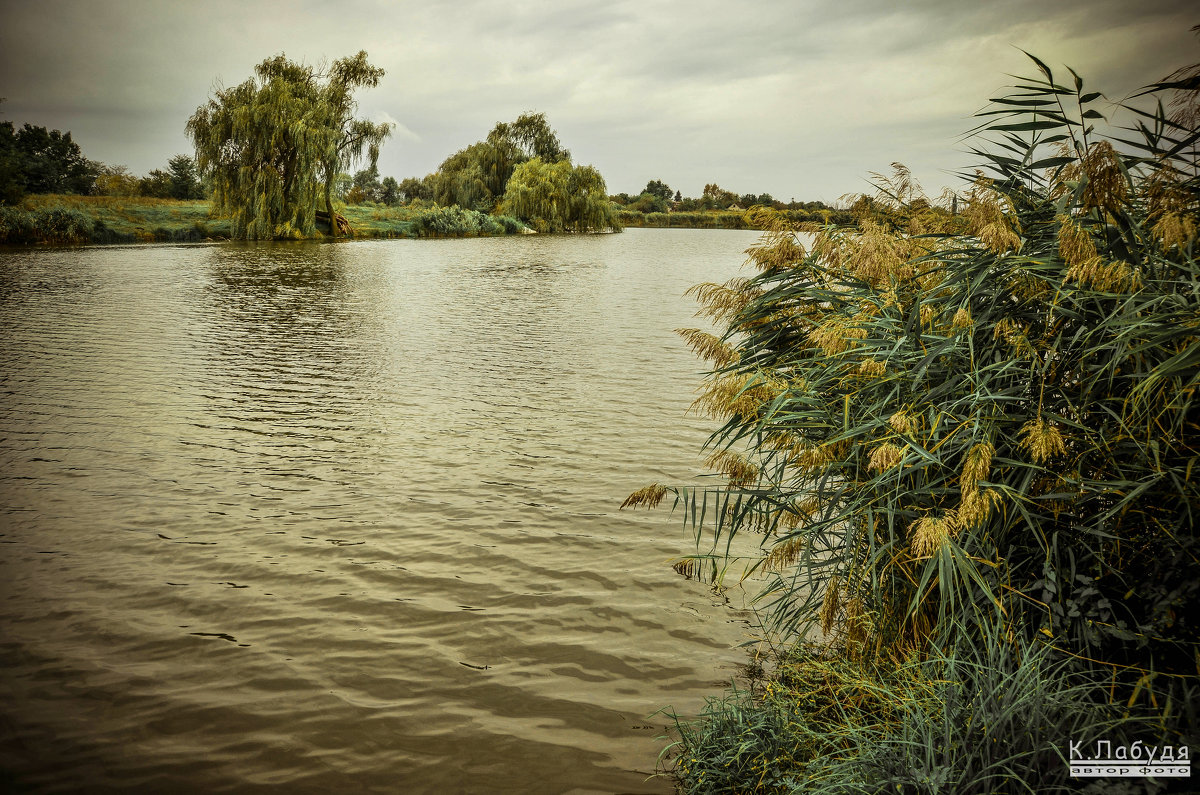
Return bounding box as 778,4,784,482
186,51,391,240
431,142,497,210
501,158,619,233
315,51,391,237
432,112,571,211
486,111,570,173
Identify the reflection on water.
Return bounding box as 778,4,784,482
0,230,760,793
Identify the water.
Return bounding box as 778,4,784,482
0,229,765,793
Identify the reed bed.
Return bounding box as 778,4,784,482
631,54,1200,793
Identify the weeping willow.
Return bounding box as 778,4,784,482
186,51,391,240
431,111,573,212
501,158,619,232
633,52,1200,784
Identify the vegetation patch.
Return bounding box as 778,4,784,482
409,204,519,237
616,208,855,230
187,51,391,240
0,195,230,245
631,54,1200,793
670,634,1146,794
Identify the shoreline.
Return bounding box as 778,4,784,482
1,195,851,247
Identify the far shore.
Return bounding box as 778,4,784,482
0,195,850,246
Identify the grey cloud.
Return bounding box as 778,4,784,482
0,0,1195,200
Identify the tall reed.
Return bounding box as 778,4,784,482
632,53,1200,791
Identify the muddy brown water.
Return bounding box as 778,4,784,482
0,229,763,793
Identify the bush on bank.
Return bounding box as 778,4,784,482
631,55,1200,793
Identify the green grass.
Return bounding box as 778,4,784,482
340,202,419,238
0,194,230,244
0,196,527,245
668,631,1170,794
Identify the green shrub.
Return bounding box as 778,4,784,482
492,214,525,234
477,213,503,235
89,217,116,243
33,206,93,243
412,204,485,236
0,206,37,244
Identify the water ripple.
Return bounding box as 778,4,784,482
0,231,760,793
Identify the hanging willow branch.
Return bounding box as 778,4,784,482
186,51,392,240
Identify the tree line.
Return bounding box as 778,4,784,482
182,52,619,237
351,110,617,233
2,49,841,239
611,179,838,215
0,102,203,205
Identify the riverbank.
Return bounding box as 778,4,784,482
0,195,231,244
0,195,854,246
0,196,533,245
617,207,852,229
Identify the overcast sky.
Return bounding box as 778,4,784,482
0,0,1195,203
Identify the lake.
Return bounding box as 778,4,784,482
0,228,762,793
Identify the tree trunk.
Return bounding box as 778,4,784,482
325,178,338,239
316,210,352,236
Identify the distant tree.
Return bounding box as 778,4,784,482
349,164,381,204
188,57,326,238
12,122,96,194
489,111,569,163
379,175,400,206
334,172,353,201
187,51,391,240
93,163,140,197
313,52,392,235
630,191,666,213
644,179,672,201
563,164,618,231
0,120,24,204
674,189,682,203
138,169,172,198
432,112,572,211
431,144,494,209
502,157,618,232
702,183,738,209
167,154,203,199
398,176,429,203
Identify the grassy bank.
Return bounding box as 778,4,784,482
0,195,231,244
0,195,838,244
0,196,528,245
